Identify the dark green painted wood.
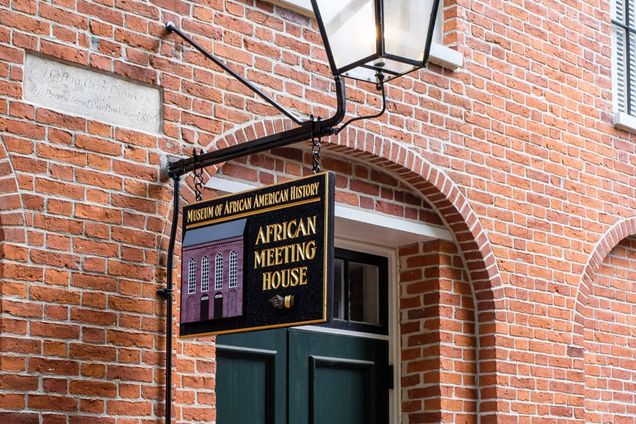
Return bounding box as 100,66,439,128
217,329,287,424
289,329,389,424
217,328,388,424
217,353,269,423
310,357,371,424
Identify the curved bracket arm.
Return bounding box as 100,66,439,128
166,22,304,125
167,76,346,178
333,81,386,135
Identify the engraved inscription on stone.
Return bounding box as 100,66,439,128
24,54,162,134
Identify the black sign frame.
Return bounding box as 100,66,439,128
179,172,334,337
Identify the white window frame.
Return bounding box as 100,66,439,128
201,256,210,292
215,253,224,290
268,0,462,70
188,258,197,294
332,238,399,421
612,0,636,132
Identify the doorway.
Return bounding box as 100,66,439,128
216,248,391,424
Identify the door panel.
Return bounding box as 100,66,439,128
218,328,389,424
288,329,389,424
310,356,373,424
217,330,287,424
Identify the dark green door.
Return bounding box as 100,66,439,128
216,329,287,424
288,329,388,424
217,248,390,424
217,328,388,424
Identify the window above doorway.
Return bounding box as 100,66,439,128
329,248,389,335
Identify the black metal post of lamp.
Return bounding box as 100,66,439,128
158,1,439,422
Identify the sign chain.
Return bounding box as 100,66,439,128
193,148,204,201
311,116,322,174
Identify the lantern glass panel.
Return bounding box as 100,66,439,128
343,58,418,83
313,0,377,73
383,0,436,63
342,66,377,83
371,58,418,76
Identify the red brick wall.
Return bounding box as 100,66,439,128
0,0,635,422
399,240,476,424
207,147,444,227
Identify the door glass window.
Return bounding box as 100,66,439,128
329,248,388,334
349,261,380,325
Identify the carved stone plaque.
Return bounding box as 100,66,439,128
24,54,162,134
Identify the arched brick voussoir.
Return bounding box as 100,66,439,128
0,135,28,318
163,119,503,314
0,135,27,245
158,118,295,249
156,119,294,251
324,126,504,313
572,215,636,339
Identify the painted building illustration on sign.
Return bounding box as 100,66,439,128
181,219,246,324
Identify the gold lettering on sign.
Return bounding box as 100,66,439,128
224,197,252,214
290,182,319,200
253,188,289,208
262,266,308,290
255,216,317,245
187,206,214,224
253,215,319,292
254,241,317,268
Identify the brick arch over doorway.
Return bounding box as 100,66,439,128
171,118,504,311
165,118,506,420
573,215,636,326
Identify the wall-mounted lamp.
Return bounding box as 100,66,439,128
311,0,441,84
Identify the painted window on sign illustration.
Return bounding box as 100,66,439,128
188,258,196,294
613,0,636,115
215,253,224,290
229,251,238,288
201,256,210,292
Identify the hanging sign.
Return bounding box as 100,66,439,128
179,172,334,337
